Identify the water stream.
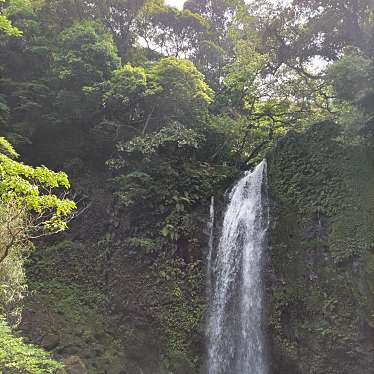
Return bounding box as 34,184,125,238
207,160,269,374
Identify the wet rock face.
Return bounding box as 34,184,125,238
268,122,374,374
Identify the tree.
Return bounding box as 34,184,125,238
0,137,76,264
253,0,374,73
102,56,213,144
136,2,208,58
53,20,121,90
88,0,147,59
0,0,22,37
0,0,56,149
328,52,374,106
186,0,244,88
0,137,75,371
200,3,334,165
38,19,123,162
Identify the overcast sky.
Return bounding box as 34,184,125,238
165,0,185,9
164,0,290,10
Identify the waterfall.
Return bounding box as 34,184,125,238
207,160,268,374
207,196,215,296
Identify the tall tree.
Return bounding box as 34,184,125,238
0,0,22,36
136,2,208,58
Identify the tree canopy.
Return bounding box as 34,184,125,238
0,0,372,259
1,0,374,370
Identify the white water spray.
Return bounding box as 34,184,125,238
207,195,215,295
207,160,268,374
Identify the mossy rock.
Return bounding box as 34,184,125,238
268,121,374,374
161,351,196,374
59,356,88,374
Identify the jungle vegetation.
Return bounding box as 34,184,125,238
1,0,374,371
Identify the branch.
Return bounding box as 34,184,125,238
142,105,156,135
244,127,274,166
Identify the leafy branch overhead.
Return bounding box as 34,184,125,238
0,0,22,37
0,137,76,265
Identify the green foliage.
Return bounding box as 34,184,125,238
157,257,205,367
0,137,76,234
268,123,346,215
0,138,76,373
0,204,30,325
328,53,373,104
31,280,108,323
118,121,204,156
54,20,121,89
113,171,154,207
137,1,209,58
106,64,148,103
328,51,374,125
0,13,21,36
126,237,159,255
103,51,234,260
111,155,236,252
2,1,374,371
148,57,213,116
0,136,18,157
104,57,213,141
268,121,374,373
160,351,196,374
0,316,62,373
0,0,22,36
254,0,374,68
0,139,77,374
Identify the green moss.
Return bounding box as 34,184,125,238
161,351,196,374
268,122,374,373
0,316,63,373
24,279,124,374
24,239,125,374
368,253,374,293
30,280,107,324
367,253,374,326
126,237,160,255
157,259,205,370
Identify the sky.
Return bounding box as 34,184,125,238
164,0,290,10
165,0,185,9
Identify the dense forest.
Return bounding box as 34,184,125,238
1,0,374,373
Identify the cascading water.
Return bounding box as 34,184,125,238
207,160,268,374
207,196,215,297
